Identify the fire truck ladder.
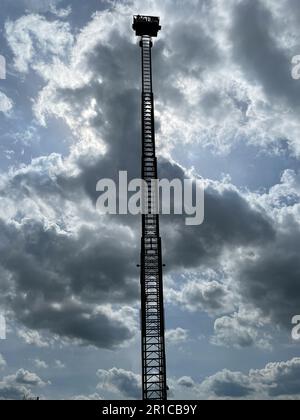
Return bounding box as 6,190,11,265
133,16,168,401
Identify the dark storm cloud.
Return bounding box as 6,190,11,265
152,19,221,108
71,88,141,204
58,152,276,276
231,0,300,108
0,141,278,348
16,299,135,349
160,160,275,269
0,126,277,351
0,216,137,348
237,216,300,328
167,21,220,77
0,219,137,303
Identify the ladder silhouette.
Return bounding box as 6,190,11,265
133,16,167,401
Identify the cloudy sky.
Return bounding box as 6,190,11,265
0,0,300,400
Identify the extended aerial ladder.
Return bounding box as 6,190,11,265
133,15,168,401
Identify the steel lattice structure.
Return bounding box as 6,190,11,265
133,15,168,401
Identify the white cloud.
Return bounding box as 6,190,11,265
55,360,65,369
0,368,48,400
14,369,47,387
166,328,189,344
0,91,13,115
50,4,72,18
200,358,300,400
167,269,235,316
4,368,47,388
34,359,48,369
177,376,196,389
18,329,51,348
97,367,141,399
258,169,300,212
6,0,300,158
5,14,73,74
211,309,272,350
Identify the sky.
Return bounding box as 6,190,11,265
0,0,300,400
